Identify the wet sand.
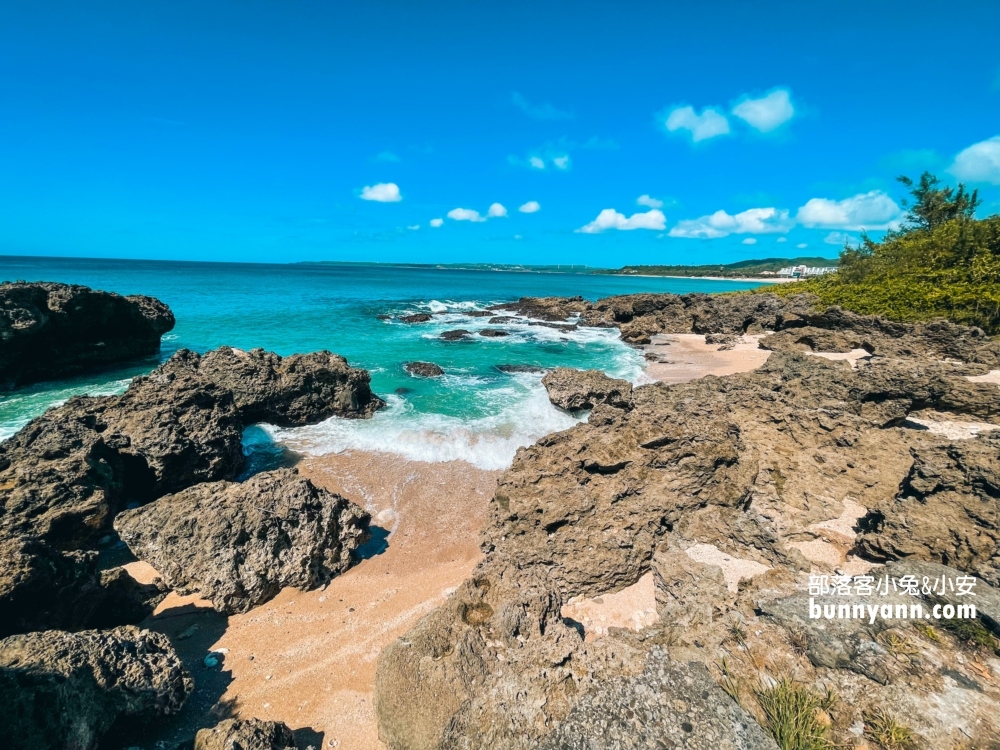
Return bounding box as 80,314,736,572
132,451,499,750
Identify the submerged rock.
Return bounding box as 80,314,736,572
0,281,175,389
440,329,472,341
478,329,509,338
1,625,192,750
400,313,432,323
115,469,371,614
495,364,546,374
541,367,634,412
194,718,296,750
405,361,445,377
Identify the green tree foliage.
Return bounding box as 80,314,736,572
896,171,980,232
770,174,1000,333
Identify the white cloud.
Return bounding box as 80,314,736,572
577,208,666,234
552,155,571,170
447,208,486,222
510,92,573,121
664,105,730,142
488,203,508,218
796,190,902,230
637,194,663,209
731,89,795,132
824,231,860,247
669,207,792,239
796,242,808,249
360,182,402,202
776,237,787,243
528,156,546,170
519,201,541,213
429,218,444,228
742,238,757,245
407,224,420,230
950,135,1000,185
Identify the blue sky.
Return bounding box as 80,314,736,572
1,0,998,267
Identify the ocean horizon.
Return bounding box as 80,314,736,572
0,255,768,468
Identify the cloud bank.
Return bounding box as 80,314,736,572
577,208,666,234
731,89,795,132
796,190,902,230
663,105,731,142
360,183,402,202
669,207,792,238
950,135,1000,185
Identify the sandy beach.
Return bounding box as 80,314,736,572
130,452,499,750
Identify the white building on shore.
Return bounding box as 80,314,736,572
777,265,838,279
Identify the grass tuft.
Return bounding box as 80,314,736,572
754,678,834,750
864,707,917,750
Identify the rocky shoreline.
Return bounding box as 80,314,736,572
3,285,1000,749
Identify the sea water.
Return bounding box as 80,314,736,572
0,257,767,469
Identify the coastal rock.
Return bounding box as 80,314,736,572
705,332,738,350
405,361,445,377
0,346,383,548
1,626,192,750
0,537,165,637
400,313,432,323
114,469,371,614
488,316,521,325
440,329,472,341
856,433,1000,584
491,295,590,321
0,281,175,388
537,651,779,750
464,310,493,318
193,718,296,750
0,346,382,634
541,368,634,412
495,364,546,374
478,329,509,338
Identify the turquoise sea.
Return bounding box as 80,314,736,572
1,256,767,468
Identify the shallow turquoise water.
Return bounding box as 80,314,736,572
1,256,767,467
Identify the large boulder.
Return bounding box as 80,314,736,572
1,625,192,750
0,537,165,638
115,469,371,614
0,281,175,388
541,368,634,412
194,718,296,750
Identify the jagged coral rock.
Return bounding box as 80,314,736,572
541,367,634,412
1,625,192,750
115,469,371,614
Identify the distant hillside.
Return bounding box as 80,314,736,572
605,256,838,278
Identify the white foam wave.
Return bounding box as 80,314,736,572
263,385,582,470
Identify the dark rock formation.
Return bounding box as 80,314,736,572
478,329,509,338
440,329,472,341
0,346,383,548
856,432,1000,584
1,626,192,750
0,537,165,638
464,310,493,318
0,281,176,388
400,313,432,323
488,316,522,325
115,469,371,614
194,718,296,750
541,368,634,413
495,364,546,374
491,295,590,321
0,346,382,634
405,361,445,377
